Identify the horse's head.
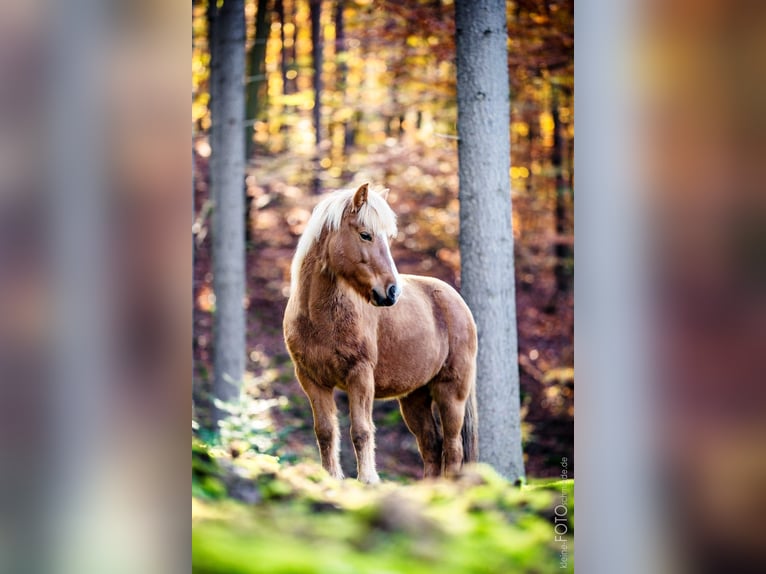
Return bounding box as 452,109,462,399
327,184,401,307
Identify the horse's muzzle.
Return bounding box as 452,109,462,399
371,284,399,307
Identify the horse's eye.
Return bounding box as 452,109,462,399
360,232,372,242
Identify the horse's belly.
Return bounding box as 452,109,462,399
372,315,448,399
372,350,444,398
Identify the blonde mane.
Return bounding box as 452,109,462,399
290,187,398,295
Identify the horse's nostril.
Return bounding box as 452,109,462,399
371,288,385,306
387,284,399,302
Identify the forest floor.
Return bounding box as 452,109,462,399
193,438,574,574
193,139,573,479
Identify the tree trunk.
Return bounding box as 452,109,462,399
552,84,572,295
454,0,525,481
245,0,271,159
207,0,220,195
310,0,323,148
334,0,351,156
211,0,247,425
50,1,109,571
276,0,289,94
289,0,298,94
309,0,324,193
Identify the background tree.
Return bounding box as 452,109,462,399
275,0,289,93
455,0,525,481
309,0,323,149
309,0,324,193
211,0,247,426
245,0,271,159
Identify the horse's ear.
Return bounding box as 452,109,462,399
378,188,390,201
352,183,369,211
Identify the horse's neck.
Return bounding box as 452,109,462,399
295,247,364,324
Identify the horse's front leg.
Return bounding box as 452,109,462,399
346,364,379,484
298,371,343,480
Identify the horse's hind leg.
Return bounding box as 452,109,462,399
398,386,443,478
432,375,469,477
297,370,343,480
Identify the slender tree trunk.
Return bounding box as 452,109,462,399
310,0,323,148
245,0,271,159
211,0,247,425
276,0,288,94
207,0,220,193
525,98,537,194
203,0,221,427
310,0,323,192
455,0,525,481
310,0,324,148
552,84,572,295
335,0,351,156
289,0,298,94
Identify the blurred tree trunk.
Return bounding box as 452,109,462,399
276,0,289,94
455,0,525,481
245,0,271,159
334,0,350,156
310,0,323,148
310,0,323,192
207,0,220,190
211,0,246,427
202,0,220,427
288,0,298,94
552,84,572,295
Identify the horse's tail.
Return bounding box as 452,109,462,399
462,371,479,464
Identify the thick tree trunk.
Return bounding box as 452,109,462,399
454,0,525,481
211,0,247,425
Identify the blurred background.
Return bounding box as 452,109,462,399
639,1,766,572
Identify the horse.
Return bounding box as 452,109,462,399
283,183,478,483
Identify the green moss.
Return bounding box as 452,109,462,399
192,442,574,573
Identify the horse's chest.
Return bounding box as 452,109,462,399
286,314,373,389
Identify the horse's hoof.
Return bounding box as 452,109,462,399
359,474,380,485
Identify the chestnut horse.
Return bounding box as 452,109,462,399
283,183,478,483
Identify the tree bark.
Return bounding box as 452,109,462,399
211,0,247,425
455,0,525,481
